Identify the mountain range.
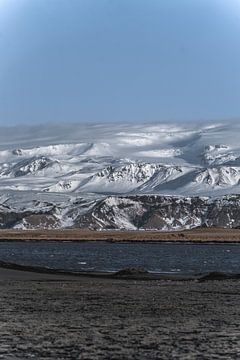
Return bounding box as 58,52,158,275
0,121,240,230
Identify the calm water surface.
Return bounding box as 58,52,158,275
0,241,239,275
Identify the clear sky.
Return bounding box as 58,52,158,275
0,0,240,125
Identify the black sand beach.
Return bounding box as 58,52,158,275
1,267,240,359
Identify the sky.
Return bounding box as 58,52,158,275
0,0,240,125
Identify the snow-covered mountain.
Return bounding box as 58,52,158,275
0,120,240,230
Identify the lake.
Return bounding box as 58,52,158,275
0,241,239,275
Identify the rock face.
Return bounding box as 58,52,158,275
75,195,240,231
0,205,60,230
1,193,240,231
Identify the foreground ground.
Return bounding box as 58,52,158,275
0,269,240,359
1,227,240,242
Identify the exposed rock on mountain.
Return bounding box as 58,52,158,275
1,193,239,231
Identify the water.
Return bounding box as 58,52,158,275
0,241,240,275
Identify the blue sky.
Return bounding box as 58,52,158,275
0,0,240,125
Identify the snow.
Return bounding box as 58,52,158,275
137,149,182,158
0,120,239,198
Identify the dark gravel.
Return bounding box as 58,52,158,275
0,273,240,359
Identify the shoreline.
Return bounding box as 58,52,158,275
0,260,239,282
0,228,240,243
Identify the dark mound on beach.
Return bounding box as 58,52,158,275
199,272,240,281
115,267,149,277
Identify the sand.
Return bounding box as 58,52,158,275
0,267,240,359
